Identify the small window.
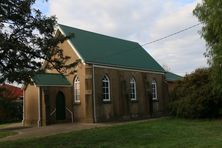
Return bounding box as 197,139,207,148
74,76,80,103
151,80,157,100
130,78,136,100
102,75,110,101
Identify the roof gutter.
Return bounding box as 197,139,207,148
86,62,165,75
35,84,72,87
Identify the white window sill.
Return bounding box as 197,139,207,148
74,100,81,104
103,99,111,102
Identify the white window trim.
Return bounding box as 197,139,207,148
102,75,111,102
74,76,80,103
151,80,158,100
130,78,137,101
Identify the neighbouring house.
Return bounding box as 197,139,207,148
165,71,183,92
0,84,23,121
23,24,170,127
0,84,23,101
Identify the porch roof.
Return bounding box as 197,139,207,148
32,73,71,87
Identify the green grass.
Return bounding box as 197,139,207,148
0,131,16,139
1,117,222,147
0,123,17,139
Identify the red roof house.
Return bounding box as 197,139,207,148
0,84,23,101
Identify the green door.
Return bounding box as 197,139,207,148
56,92,66,120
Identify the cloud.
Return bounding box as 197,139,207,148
48,0,207,76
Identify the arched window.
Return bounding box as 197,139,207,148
74,76,80,103
130,78,136,100
151,80,157,100
102,75,110,101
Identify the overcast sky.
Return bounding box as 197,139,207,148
35,0,208,76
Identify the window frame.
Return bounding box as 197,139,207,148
129,77,137,100
73,76,80,103
151,80,158,100
102,75,111,102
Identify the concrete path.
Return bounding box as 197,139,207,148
0,118,161,142
0,122,111,142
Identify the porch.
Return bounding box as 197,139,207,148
28,73,74,127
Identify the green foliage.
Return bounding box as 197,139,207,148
169,68,222,118
193,0,222,94
0,0,77,84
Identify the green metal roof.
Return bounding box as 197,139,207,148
32,73,71,86
165,72,183,81
59,24,165,73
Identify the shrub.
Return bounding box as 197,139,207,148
0,97,23,123
169,68,222,118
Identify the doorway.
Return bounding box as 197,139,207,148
56,91,66,120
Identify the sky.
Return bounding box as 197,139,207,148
35,0,208,76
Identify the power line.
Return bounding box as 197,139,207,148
92,23,201,60
141,23,201,46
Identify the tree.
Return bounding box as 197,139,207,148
0,0,77,84
169,68,221,118
193,0,222,94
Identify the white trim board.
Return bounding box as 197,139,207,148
57,27,85,64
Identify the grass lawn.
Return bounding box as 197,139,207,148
0,127,16,139
1,117,222,147
0,131,16,139
0,123,17,139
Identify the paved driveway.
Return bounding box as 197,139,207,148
0,122,110,142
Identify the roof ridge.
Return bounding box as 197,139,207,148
58,24,138,44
